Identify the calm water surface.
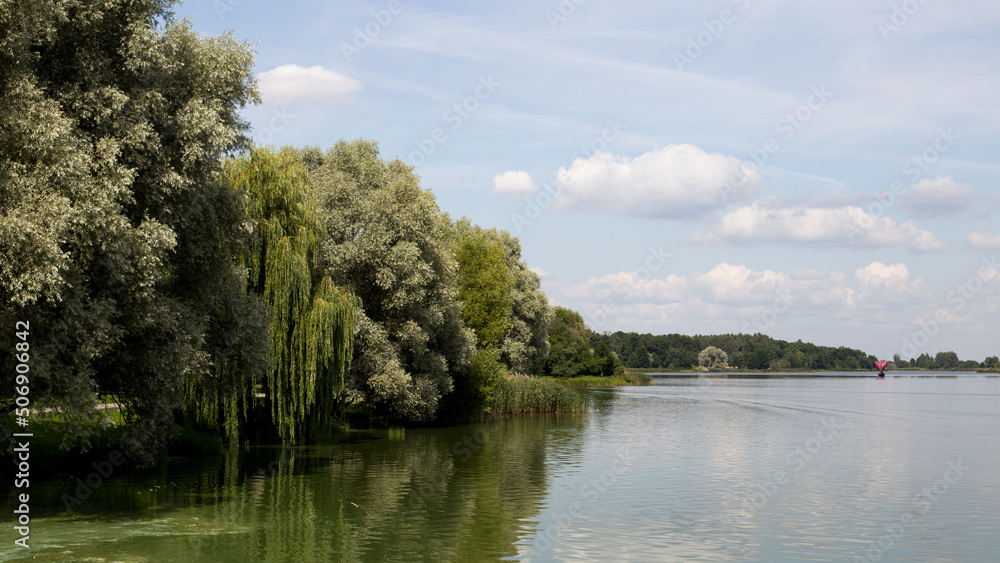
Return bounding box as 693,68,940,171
3,372,999,562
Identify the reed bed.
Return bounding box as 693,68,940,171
622,371,653,385
484,374,586,415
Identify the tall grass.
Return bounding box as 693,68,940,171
621,371,653,385
485,374,586,415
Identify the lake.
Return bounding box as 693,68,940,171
4,372,999,562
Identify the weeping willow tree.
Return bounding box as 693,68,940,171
203,147,357,443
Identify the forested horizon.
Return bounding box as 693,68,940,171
592,330,993,371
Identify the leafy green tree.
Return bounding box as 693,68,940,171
985,356,999,368
915,353,935,369
589,341,625,376
785,350,807,369
0,0,261,464
303,140,474,422
935,351,959,370
746,347,775,370
449,218,550,373
545,307,592,377
206,147,356,443
626,349,649,369
698,346,729,368
454,234,514,349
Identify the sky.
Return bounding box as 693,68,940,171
180,0,1000,362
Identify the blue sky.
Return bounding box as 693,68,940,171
182,0,1000,361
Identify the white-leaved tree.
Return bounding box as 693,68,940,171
302,140,474,421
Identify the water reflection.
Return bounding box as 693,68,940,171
517,373,1000,562
1,415,585,562
3,374,999,562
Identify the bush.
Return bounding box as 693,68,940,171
439,347,507,422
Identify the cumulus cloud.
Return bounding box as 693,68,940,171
853,262,928,305
557,261,931,335
492,170,538,199
257,64,363,105
897,177,977,220
967,230,1000,252
689,263,789,305
553,145,761,217
496,144,759,217
561,262,901,311
693,201,945,252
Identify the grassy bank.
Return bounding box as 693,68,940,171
484,374,586,415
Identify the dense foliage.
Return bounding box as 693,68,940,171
597,332,878,371
546,307,624,377
213,147,356,443
301,141,475,422
449,218,550,374
454,231,515,350
894,352,992,371
698,346,729,369
0,0,262,464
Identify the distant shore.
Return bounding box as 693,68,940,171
625,367,994,374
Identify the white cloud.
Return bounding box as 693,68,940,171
689,263,789,305
492,170,538,199
539,145,760,218
693,201,945,252
556,261,931,338
967,230,1000,252
898,177,977,220
561,262,911,312
854,262,928,305
257,64,363,105
560,270,689,303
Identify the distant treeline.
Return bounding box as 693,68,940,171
597,331,872,371
895,352,996,371
593,331,997,371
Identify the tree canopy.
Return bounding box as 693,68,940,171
301,140,475,422
546,307,623,377
698,346,729,369
449,218,550,373
1,0,261,464
454,233,514,350
206,147,356,444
